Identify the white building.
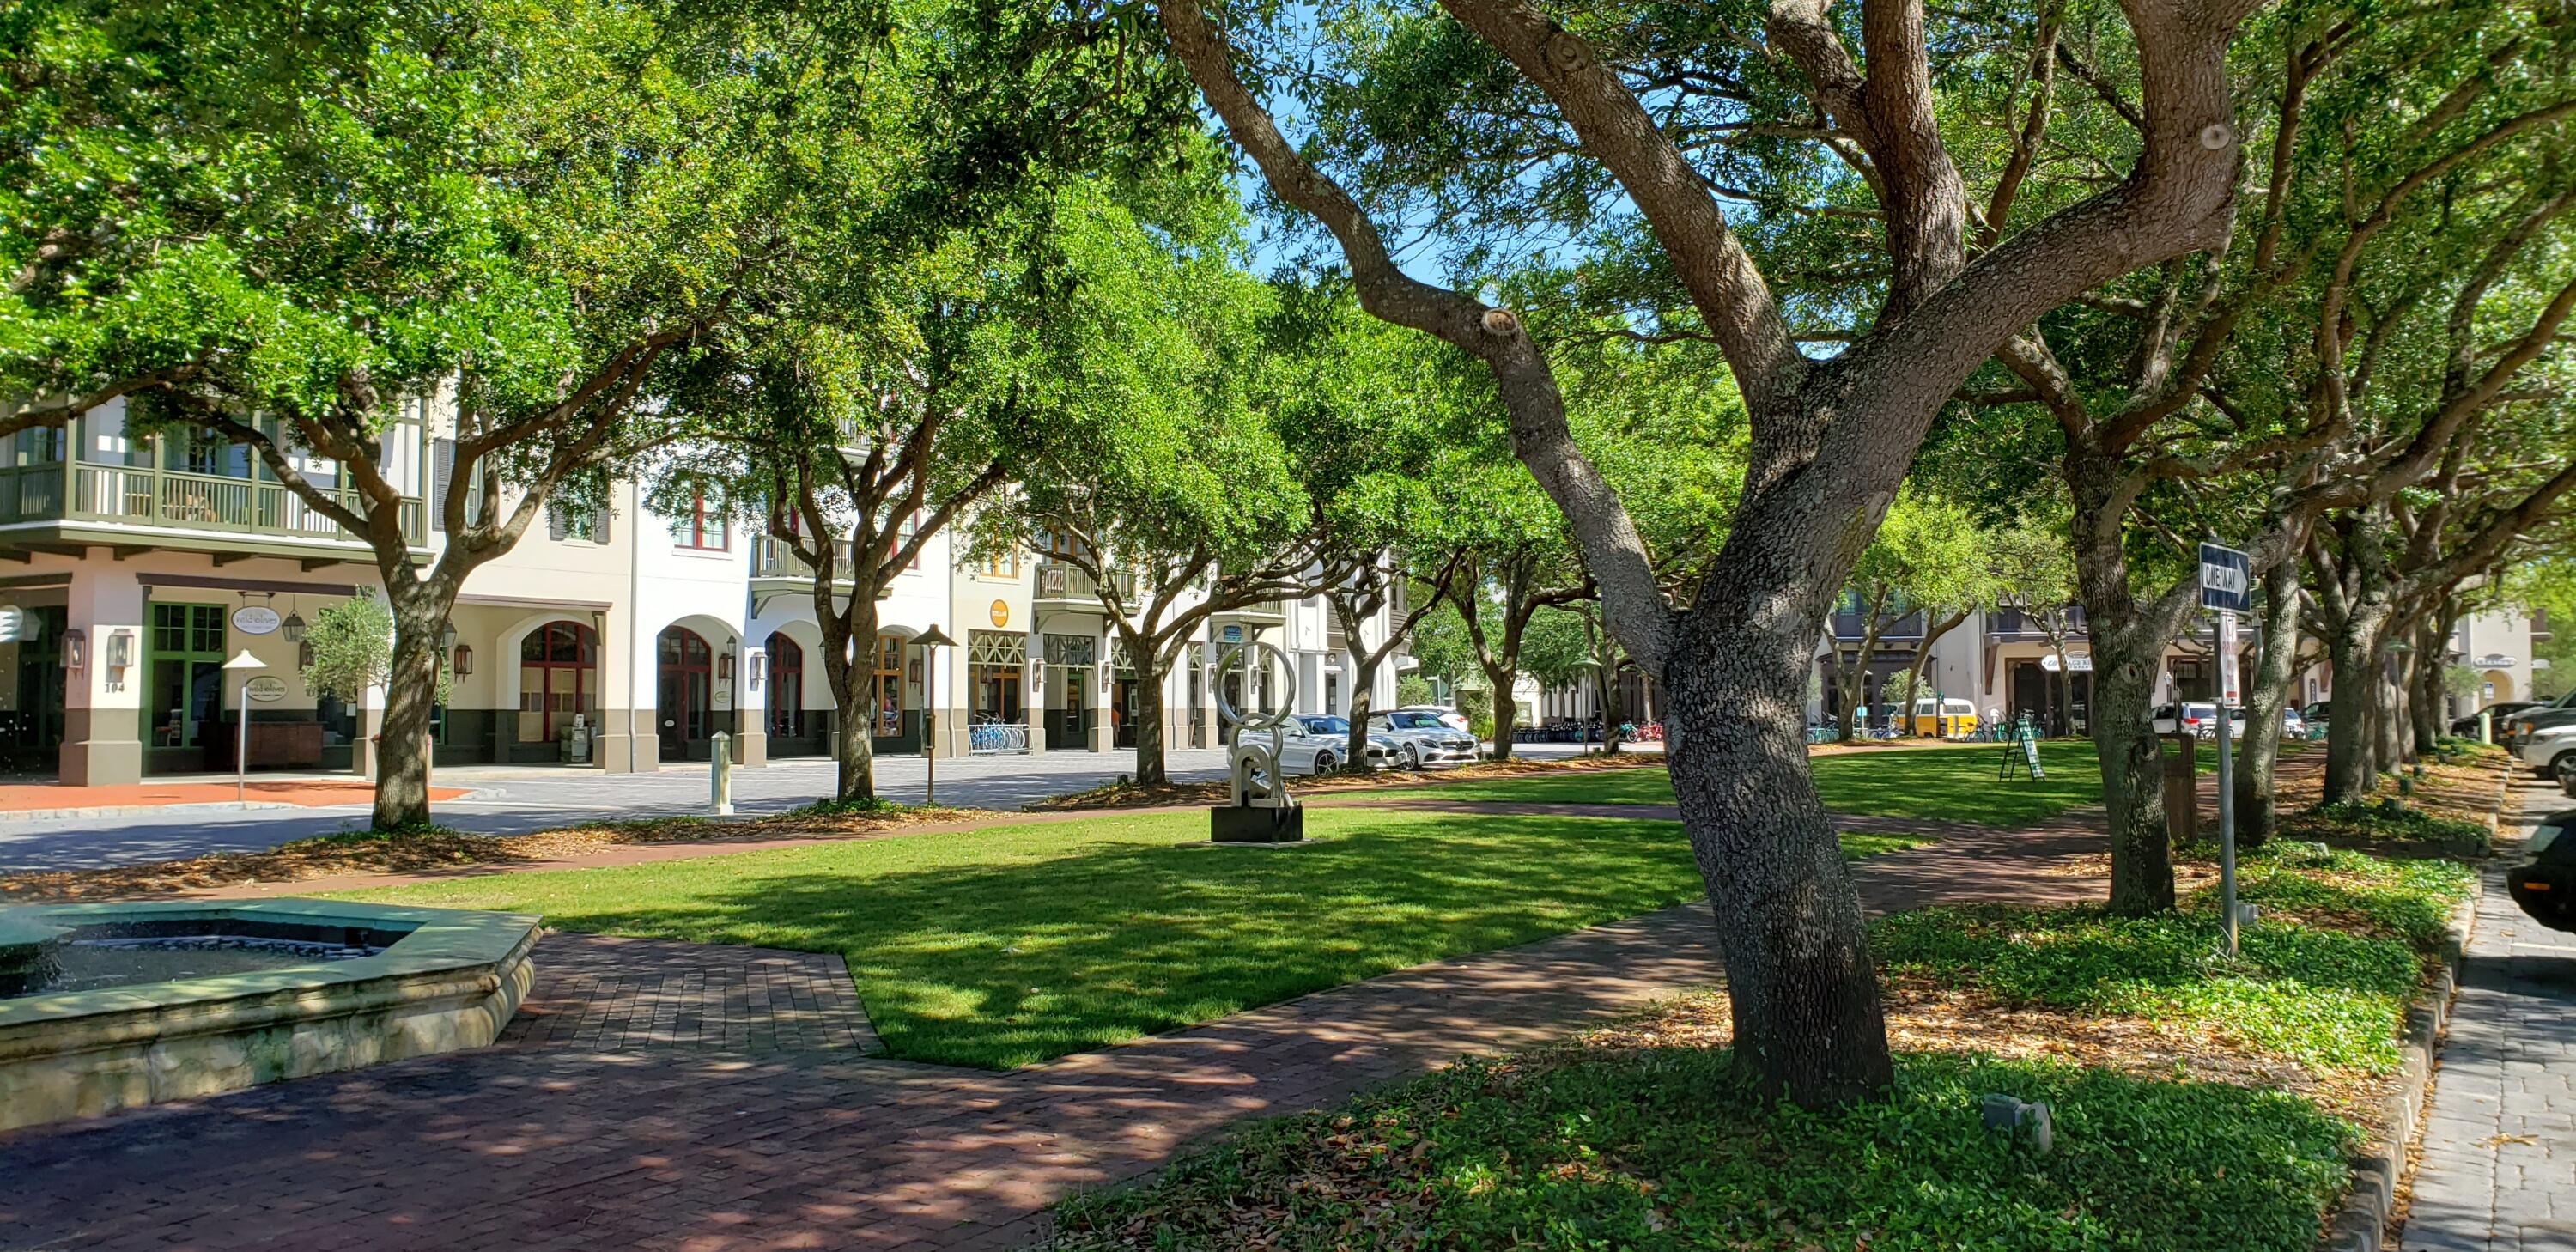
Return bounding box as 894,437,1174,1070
0,398,1392,782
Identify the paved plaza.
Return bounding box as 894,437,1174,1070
2403,777,2576,1252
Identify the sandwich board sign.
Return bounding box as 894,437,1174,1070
1997,714,2045,781
2198,542,2251,614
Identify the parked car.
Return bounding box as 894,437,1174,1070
2519,723,2576,785
1903,698,1980,738
1368,710,1483,769
1279,715,1396,775
2150,702,2245,738
2503,690,2576,750
2302,701,2330,731
2454,701,2542,738
2281,707,2306,739
1391,704,1473,734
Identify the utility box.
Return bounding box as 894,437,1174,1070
559,717,593,764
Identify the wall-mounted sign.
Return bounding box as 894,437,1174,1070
2038,653,2093,672
988,600,1010,629
2473,654,2518,669
232,606,282,635
245,676,288,702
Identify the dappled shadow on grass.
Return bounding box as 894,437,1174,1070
1419,741,2122,827
368,810,1710,1068
1047,1047,2354,1252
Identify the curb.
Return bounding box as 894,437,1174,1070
2322,885,2475,1252
2324,758,2514,1252
0,787,498,826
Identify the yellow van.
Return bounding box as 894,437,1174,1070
1906,698,1980,738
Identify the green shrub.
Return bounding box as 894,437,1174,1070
1048,1049,2354,1252
2289,798,2489,854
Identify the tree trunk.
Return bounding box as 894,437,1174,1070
1662,613,1893,1105
2232,557,2300,848
2090,643,2173,912
371,586,450,831
1483,658,1519,761
2377,663,2409,774
2409,612,2449,755
822,599,880,803
1132,645,1170,787
2322,604,2389,804
1347,651,1381,768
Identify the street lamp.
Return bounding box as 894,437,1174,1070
914,625,957,806
222,650,267,808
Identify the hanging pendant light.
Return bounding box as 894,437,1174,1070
280,594,306,642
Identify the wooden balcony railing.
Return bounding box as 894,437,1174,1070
0,461,422,547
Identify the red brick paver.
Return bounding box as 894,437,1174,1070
0,810,2105,1252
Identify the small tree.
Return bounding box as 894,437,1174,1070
300,592,451,711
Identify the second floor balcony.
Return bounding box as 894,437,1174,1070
1035,561,1139,610
752,536,857,584
0,459,423,556
1987,605,2089,639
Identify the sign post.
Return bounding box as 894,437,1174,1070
2200,541,2251,957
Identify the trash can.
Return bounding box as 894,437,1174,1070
559,719,593,764
2163,734,2197,843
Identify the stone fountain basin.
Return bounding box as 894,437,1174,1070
0,898,538,1132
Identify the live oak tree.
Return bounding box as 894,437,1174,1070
1151,0,2262,1103
27,0,797,830
1935,0,2575,904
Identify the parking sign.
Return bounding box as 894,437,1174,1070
2198,542,2251,613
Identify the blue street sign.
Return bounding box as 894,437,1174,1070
2198,541,2251,614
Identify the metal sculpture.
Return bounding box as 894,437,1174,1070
1211,640,1303,843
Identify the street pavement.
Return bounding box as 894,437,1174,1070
2403,775,2576,1252
0,742,1626,873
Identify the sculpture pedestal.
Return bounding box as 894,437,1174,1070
1210,805,1305,844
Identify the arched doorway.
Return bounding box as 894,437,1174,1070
766,632,821,756
658,626,713,761
518,620,598,758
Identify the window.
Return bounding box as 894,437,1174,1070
973,550,1020,580
1036,528,1092,561
884,514,919,571
550,501,611,544
673,494,728,550
147,604,228,748
767,633,805,738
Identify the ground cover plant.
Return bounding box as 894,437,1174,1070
1411,741,2172,827
1042,839,2471,1250
338,808,1922,1067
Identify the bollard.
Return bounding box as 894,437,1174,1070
709,732,735,816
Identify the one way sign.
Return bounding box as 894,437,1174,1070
2199,541,2251,614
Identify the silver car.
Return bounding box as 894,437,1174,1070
1368,710,1483,769
1279,715,1396,775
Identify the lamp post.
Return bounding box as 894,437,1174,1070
914,625,957,806
222,650,268,808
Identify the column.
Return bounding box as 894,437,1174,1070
596,609,653,773
61,565,145,786
1088,623,1114,752
1024,630,1048,752
734,636,768,767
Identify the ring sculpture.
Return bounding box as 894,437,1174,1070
1210,641,1304,843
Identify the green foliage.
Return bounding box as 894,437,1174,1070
2287,799,2493,855
1394,675,1434,707
297,593,449,707
1048,1048,2354,1252
1874,843,2473,1074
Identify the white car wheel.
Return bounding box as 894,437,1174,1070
1402,744,1422,770
1313,751,1335,775
2554,751,2575,783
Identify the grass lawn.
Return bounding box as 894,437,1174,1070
1418,739,2155,826
1042,839,2474,1252
335,807,1922,1067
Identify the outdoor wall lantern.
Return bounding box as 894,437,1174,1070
453,644,474,677
717,653,735,682
746,649,764,690
298,641,316,670
105,628,132,672
281,612,307,643
61,628,85,672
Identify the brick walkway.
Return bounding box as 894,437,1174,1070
0,808,2105,1252
2402,777,2576,1252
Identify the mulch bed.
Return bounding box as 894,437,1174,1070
0,805,993,902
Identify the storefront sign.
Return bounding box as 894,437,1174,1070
2038,653,2093,672
988,600,1010,628
245,676,287,702
2474,653,2517,669
231,606,282,635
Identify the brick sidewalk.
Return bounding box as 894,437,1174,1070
0,812,2105,1251
2401,778,2576,1251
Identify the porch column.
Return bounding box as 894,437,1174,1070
59,564,144,787
1089,623,1114,752
733,637,767,767
597,610,653,773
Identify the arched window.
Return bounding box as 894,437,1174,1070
518,621,596,744
874,634,906,737
767,633,805,739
